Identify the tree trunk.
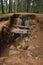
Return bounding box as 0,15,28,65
25,0,29,12
6,0,7,13
14,2,15,13
1,0,4,14
9,0,12,13
17,0,19,12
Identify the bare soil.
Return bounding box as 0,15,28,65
0,14,43,65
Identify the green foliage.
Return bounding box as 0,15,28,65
0,0,43,14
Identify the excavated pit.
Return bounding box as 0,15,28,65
0,14,43,65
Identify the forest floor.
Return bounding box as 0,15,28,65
0,14,43,65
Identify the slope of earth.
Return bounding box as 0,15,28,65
0,21,9,31
0,14,43,65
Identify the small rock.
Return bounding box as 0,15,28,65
15,37,21,42
35,45,39,48
21,40,26,48
9,45,20,56
33,35,37,39
21,40,28,50
30,36,33,40
28,45,36,50
25,37,29,42
22,45,28,50
35,55,40,60
17,45,22,49
9,50,20,56
26,51,32,57
9,45,15,50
